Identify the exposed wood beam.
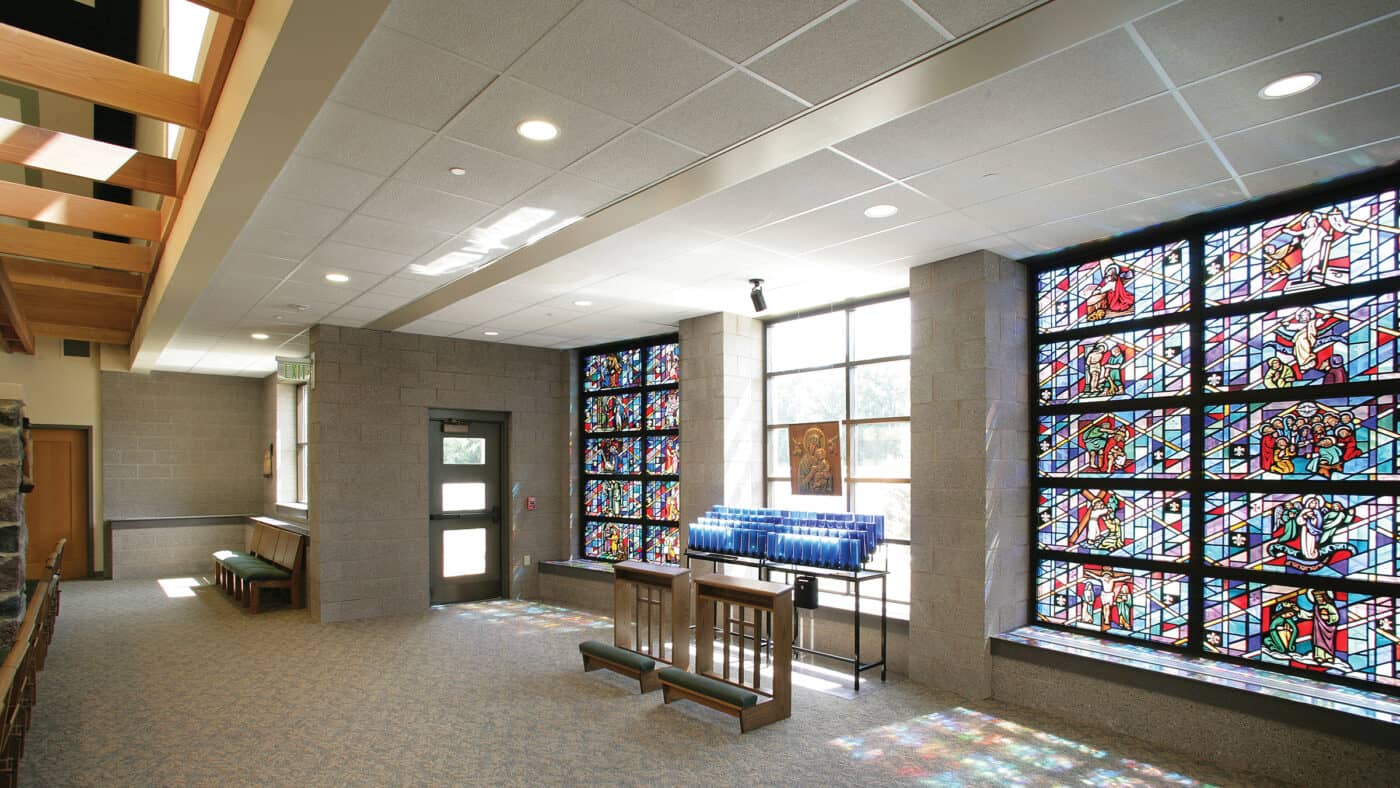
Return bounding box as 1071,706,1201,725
2,258,144,299
197,14,245,131
0,265,34,354
186,0,254,20
0,180,162,241
17,285,139,330
0,119,179,197
0,24,203,129
0,224,152,274
30,323,130,345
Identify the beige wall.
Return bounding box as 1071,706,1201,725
0,337,104,572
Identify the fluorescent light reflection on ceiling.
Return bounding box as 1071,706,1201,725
409,207,577,277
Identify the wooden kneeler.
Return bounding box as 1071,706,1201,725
658,573,793,733
580,560,690,692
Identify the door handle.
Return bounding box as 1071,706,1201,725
491,505,501,524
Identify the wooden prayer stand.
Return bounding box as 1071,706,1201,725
659,573,793,733
613,560,691,670
579,561,690,692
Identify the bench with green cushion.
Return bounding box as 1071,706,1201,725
657,667,759,709
579,640,660,692
211,521,305,613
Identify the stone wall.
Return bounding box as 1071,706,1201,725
0,400,25,648
308,325,570,623
908,250,1029,698
101,371,264,519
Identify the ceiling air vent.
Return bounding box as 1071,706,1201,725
62,340,91,358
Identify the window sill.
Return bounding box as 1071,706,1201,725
992,626,1400,732
539,558,614,580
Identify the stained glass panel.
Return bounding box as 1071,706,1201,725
645,480,680,521
583,437,641,475
645,390,680,430
1035,560,1189,645
647,342,680,385
1204,492,1399,584
1037,324,1190,405
1203,579,1398,688
645,436,679,475
645,526,680,564
1037,488,1189,561
1036,240,1190,334
582,521,643,561
583,348,643,392
584,479,642,519
1037,409,1190,478
1204,189,1400,306
584,393,642,433
1203,291,1400,392
1202,396,1398,481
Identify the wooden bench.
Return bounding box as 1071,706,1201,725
658,573,793,733
212,521,306,614
579,560,690,692
0,571,59,786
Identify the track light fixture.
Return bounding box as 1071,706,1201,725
750,278,767,313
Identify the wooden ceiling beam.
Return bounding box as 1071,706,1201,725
1,258,143,299
29,323,129,345
0,264,34,354
17,285,139,331
186,0,254,22
0,119,179,197
0,180,162,241
0,224,152,274
0,24,202,129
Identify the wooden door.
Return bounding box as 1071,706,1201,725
26,428,88,579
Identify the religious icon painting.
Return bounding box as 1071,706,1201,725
788,420,842,496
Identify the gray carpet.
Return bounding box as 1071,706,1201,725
20,579,1263,786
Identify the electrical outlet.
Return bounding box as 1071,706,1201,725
523,554,531,566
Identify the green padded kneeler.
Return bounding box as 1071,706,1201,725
579,640,656,673
658,667,759,709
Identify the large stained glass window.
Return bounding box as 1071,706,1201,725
1032,179,1400,693
579,335,680,564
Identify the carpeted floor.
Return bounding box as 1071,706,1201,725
20,579,1267,787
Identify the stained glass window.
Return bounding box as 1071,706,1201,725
1037,409,1190,479
1202,396,1397,481
1204,189,1400,306
1035,560,1189,646
584,348,642,391
1032,183,1400,692
579,335,680,563
1203,493,1398,584
1203,291,1400,392
1037,488,1189,562
647,342,680,385
1037,324,1190,405
1036,240,1190,334
1203,579,1398,688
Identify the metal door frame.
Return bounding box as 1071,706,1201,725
428,409,510,603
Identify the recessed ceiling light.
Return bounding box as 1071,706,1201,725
1259,72,1320,99
448,166,467,176
516,119,559,141
573,300,593,307
483,330,500,336
250,333,270,340
863,204,899,219
289,304,312,312
325,273,350,283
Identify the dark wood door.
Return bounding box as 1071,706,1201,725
26,428,88,579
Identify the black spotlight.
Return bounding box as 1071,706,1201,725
749,278,767,313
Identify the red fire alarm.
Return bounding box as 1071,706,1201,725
526,496,537,511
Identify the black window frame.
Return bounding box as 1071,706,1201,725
577,333,681,564
1025,163,1400,697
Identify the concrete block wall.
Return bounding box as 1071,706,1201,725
908,250,1029,698
0,400,25,649
308,325,569,623
678,313,764,540
101,371,265,519
111,523,246,579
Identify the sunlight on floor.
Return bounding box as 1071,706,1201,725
157,577,204,599
437,599,612,634
829,707,1210,786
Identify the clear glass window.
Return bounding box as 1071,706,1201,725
443,528,487,577
766,312,846,372
443,437,485,465
442,482,486,512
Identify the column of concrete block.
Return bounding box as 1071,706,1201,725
909,250,1029,699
